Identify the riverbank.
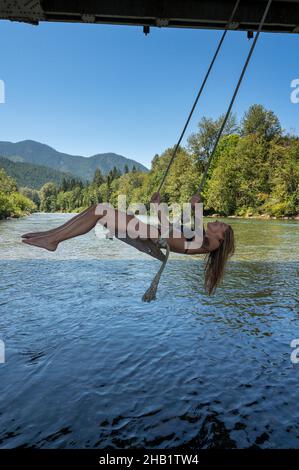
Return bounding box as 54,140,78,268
3,209,299,222
209,213,299,220
0,210,34,221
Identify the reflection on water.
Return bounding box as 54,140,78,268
0,213,298,449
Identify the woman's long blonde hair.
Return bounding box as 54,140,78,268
204,225,235,295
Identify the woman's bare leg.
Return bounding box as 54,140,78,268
21,204,143,251
21,205,93,238
21,205,106,251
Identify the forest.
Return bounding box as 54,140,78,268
1,105,299,219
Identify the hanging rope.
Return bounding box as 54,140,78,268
142,238,170,302
197,0,273,194
156,0,241,194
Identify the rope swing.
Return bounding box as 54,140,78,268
142,0,273,302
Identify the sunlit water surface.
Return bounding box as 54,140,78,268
0,213,298,448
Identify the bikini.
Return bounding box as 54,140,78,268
182,224,206,254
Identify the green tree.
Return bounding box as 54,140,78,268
109,171,147,207
20,187,40,208
240,104,282,140
263,139,299,216
0,168,17,193
188,113,238,170
204,135,241,215
0,169,36,218
93,168,105,186
40,182,57,212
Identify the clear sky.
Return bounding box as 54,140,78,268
0,20,298,168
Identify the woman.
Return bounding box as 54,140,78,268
21,193,235,295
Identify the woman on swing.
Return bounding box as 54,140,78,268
21,192,235,296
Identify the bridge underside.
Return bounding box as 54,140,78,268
0,1,299,34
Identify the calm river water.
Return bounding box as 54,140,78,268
0,213,298,448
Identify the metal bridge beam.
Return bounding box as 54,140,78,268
0,1,299,34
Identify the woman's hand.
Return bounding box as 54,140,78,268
150,191,161,205
189,193,201,209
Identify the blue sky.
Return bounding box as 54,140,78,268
0,20,298,168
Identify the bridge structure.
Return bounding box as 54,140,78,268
0,1,299,34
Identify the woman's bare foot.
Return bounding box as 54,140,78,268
22,236,58,252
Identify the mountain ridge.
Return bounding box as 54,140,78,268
0,140,148,181
0,155,79,190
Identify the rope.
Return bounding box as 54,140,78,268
157,0,241,194
197,0,273,194
142,239,170,302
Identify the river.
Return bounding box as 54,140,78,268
0,212,298,448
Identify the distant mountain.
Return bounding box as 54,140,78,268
0,140,148,180
0,156,78,190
